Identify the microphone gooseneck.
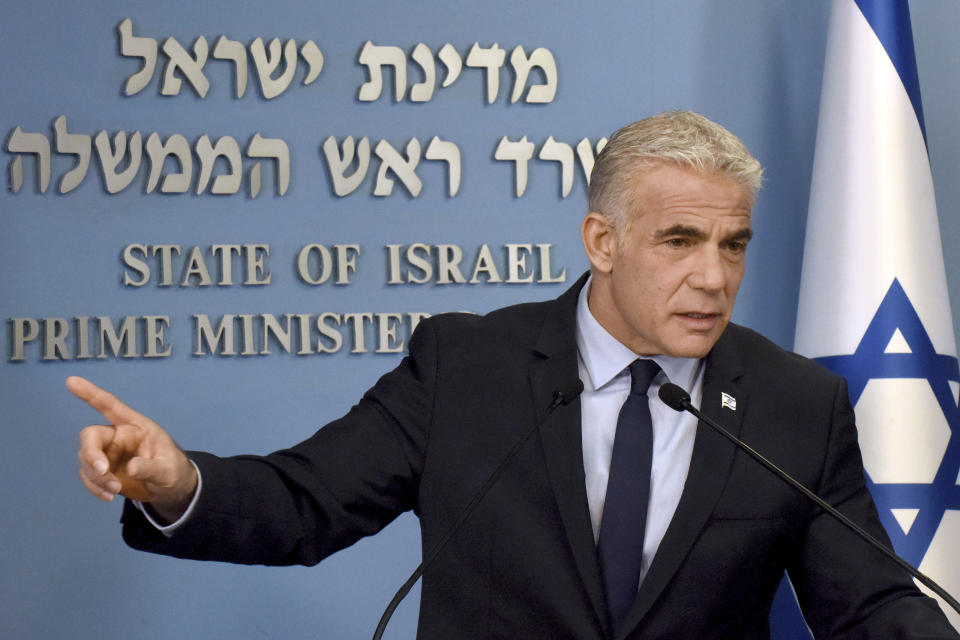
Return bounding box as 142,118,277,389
657,382,960,617
371,379,584,639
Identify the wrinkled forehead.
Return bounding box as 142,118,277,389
620,163,754,222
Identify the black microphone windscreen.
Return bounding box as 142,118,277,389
658,382,691,411
558,380,585,405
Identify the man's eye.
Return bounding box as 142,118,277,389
726,241,748,254
667,238,689,248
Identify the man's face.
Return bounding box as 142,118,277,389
583,163,753,358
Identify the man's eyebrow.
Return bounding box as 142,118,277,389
654,224,708,240
653,225,754,243
725,227,754,242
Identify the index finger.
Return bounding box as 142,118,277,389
66,376,142,426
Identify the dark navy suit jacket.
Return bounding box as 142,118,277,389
122,274,956,639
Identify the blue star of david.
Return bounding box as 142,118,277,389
815,278,960,567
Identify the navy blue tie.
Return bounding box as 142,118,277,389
598,359,660,633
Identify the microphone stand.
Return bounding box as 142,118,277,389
371,382,583,639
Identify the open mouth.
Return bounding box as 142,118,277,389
677,312,721,329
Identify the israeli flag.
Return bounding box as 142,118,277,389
795,0,960,630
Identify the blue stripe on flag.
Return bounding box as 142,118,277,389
854,0,927,139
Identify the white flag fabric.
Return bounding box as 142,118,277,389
795,0,960,629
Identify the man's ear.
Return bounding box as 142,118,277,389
581,212,616,274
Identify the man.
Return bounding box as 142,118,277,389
73,111,958,638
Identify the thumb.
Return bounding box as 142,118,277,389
125,455,167,485
123,448,196,504
113,456,157,503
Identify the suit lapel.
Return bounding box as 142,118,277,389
529,274,611,636
617,329,747,638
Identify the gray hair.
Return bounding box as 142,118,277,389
588,111,763,232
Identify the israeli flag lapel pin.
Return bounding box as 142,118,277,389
721,392,737,411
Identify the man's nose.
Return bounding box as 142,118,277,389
687,246,726,291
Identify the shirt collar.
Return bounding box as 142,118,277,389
575,275,702,391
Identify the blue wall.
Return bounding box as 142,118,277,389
2,1,958,637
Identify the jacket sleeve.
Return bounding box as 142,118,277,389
120,316,440,567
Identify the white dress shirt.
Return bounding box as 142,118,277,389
575,279,704,583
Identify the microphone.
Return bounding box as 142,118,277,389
657,382,691,412
657,382,960,617
371,380,584,639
